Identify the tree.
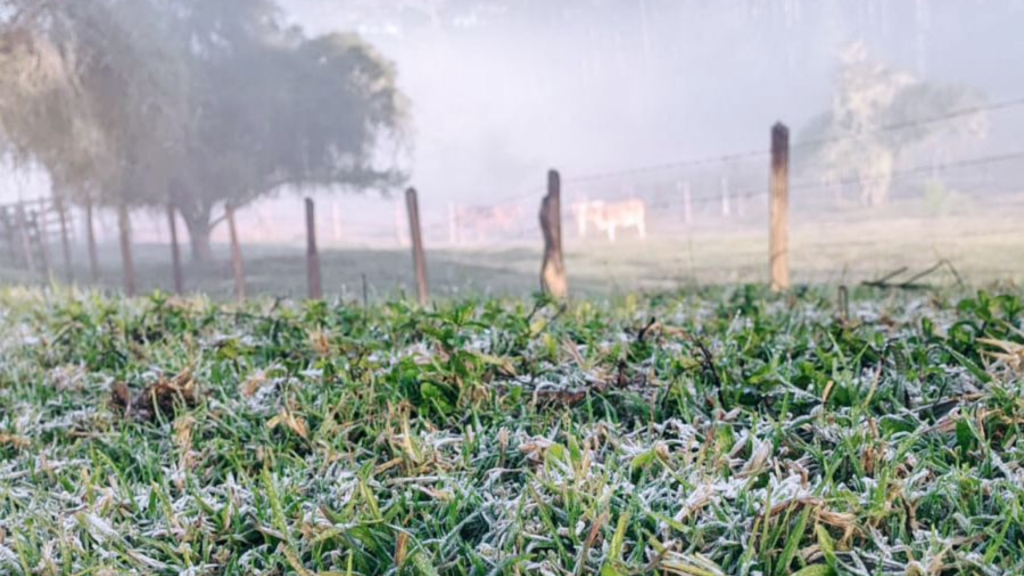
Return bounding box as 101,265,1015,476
169,1,408,259
799,43,986,207
0,0,407,262
0,0,186,290
0,0,184,207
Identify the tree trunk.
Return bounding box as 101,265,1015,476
226,204,245,302
118,204,135,297
181,210,213,263
56,196,73,283
167,203,184,294
85,198,100,282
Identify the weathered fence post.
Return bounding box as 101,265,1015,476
769,122,790,291
15,203,35,272
305,197,322,300
55,197,73,282
226,203,245,303
404,187,429,306
167,203,184,294
85,198,100,282
540,169,568,298
117,204,136,296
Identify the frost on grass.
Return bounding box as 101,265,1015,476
0,287,1021,575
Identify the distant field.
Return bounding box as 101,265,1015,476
0,286,1021,574
2,207,1020,300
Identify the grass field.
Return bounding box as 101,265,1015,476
0,286,1022,575
2,205,1022,301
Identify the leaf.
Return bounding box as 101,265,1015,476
529,319,547,337
263,467,290,538
647,511,688,533
956,419,976,453
775,505,812,576
567,434,583,467
545,443,569,466
125,550,169,571
420,381,456,415
944,345,993,384
788,565,834,576
601,565,625,576
815,524,837,569
409,551,440,576
267,407,309,440
631,449,658,472
278,542,314,576
474,352,517,376
75,512,120,545
983,515,1012,565
0,434,30,450
609,511,632,561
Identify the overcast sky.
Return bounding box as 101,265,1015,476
4,0,1022,213
277,0,1024,204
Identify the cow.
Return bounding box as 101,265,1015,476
452,203,525,244
570,199,647,242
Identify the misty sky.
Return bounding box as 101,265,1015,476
3,0,1023,217
281,0,1024,204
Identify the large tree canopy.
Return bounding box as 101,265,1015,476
0,0,407,260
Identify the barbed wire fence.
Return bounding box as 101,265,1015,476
405,96,1024,293
1,96,1023,299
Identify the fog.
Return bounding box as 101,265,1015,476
282,0,1024,204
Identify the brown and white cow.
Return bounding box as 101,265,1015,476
570,199,647,242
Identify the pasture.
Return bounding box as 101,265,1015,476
1,205,1019,300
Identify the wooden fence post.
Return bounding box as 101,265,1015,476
540,169,568,298
167,203,184,294
85,198,100,282
404,187,429,306
117,204,135,296
770,122,790,291
305,197,322,300
55,197,73,282
226,203,245,303
15,203,35,272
